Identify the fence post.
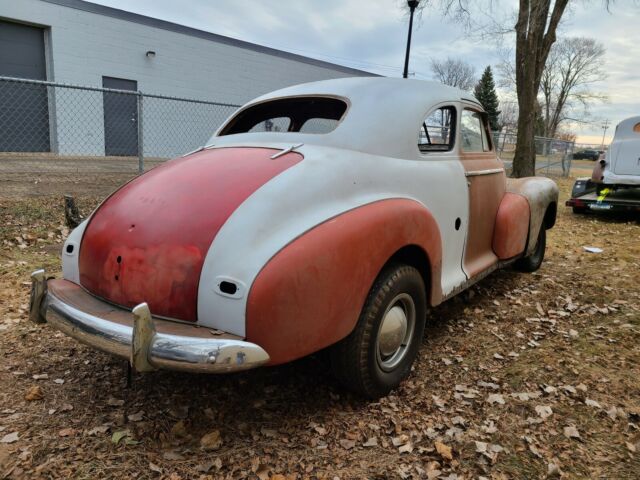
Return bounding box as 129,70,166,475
137,91,144,174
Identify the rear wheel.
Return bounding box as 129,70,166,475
330,264,426,399
514,227,546,273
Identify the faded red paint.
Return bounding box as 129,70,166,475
246,199,442,365
492,193,530,259
78,147,302,321
459,151,506,277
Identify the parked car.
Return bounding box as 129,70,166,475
591,116,640,191
29,78,558,398
573,148,600,161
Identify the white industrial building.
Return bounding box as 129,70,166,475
0,0,372,157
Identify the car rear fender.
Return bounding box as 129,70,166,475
245,198,442,365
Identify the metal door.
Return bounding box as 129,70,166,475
102,76,138,156
0,20,50,152
459,108,505,278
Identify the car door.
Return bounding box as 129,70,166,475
459,107,505,278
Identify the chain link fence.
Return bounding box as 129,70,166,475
2,75,582,196
0,76,240,193
492,131,575,177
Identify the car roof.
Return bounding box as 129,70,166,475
614,116,640,139
214,77,483,159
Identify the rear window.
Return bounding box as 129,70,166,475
220,97,347,136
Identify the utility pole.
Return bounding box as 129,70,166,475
403,0,419,79
600,119,610,149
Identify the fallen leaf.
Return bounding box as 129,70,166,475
626,442,636,453
149,462,162,473
363,437,378,447
171,420,188,438
107,398,124,407
111,430,130,445
339,438,356,450
398,442,414,454
163,450,184,461
435,441,453,461
535,405,553,420
585,398,601,409
487,393,505,405
128,411,144,422
475,441,488,453
200,430,222,451
547,462,562,477
563,426,581,440
87,425,110,436
58,428,75,437
0,432,19,444
24,385,43,401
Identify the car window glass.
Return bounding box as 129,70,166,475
418,106,455,153
248,117,290,133
461,110,490,152
220,97,347,135
300,118,340,134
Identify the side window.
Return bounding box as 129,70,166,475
419,106,455,153
460,109,491,152
248,117,290,132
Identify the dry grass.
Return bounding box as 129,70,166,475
0,175,639,479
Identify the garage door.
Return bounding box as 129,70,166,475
0,20,50,152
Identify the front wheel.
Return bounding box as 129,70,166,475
330,264,427,399
514,226,546,272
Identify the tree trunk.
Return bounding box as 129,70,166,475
512,88,537,177
511,0,569,178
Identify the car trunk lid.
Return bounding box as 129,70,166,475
78,147,302,322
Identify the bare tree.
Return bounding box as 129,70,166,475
400,0,614,177
540,37,606,139
430,57,476,91
498,100,519,132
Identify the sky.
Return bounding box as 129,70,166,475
89,0,640,144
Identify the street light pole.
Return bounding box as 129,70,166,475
600,119,610,149
403,0,419,79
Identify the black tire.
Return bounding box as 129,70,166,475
330,264,426,399
514,226,546,273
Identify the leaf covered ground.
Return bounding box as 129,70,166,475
0,176,639,479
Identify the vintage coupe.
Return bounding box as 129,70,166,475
30,78,558,398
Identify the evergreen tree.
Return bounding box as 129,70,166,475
473,66,501,132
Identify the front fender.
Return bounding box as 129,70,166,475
245,199,442,365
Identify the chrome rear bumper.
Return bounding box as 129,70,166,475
29,270,270,373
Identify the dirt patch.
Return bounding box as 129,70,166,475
0,177,639,479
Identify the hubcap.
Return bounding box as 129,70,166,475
379,306,408,356
375,293,416,372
